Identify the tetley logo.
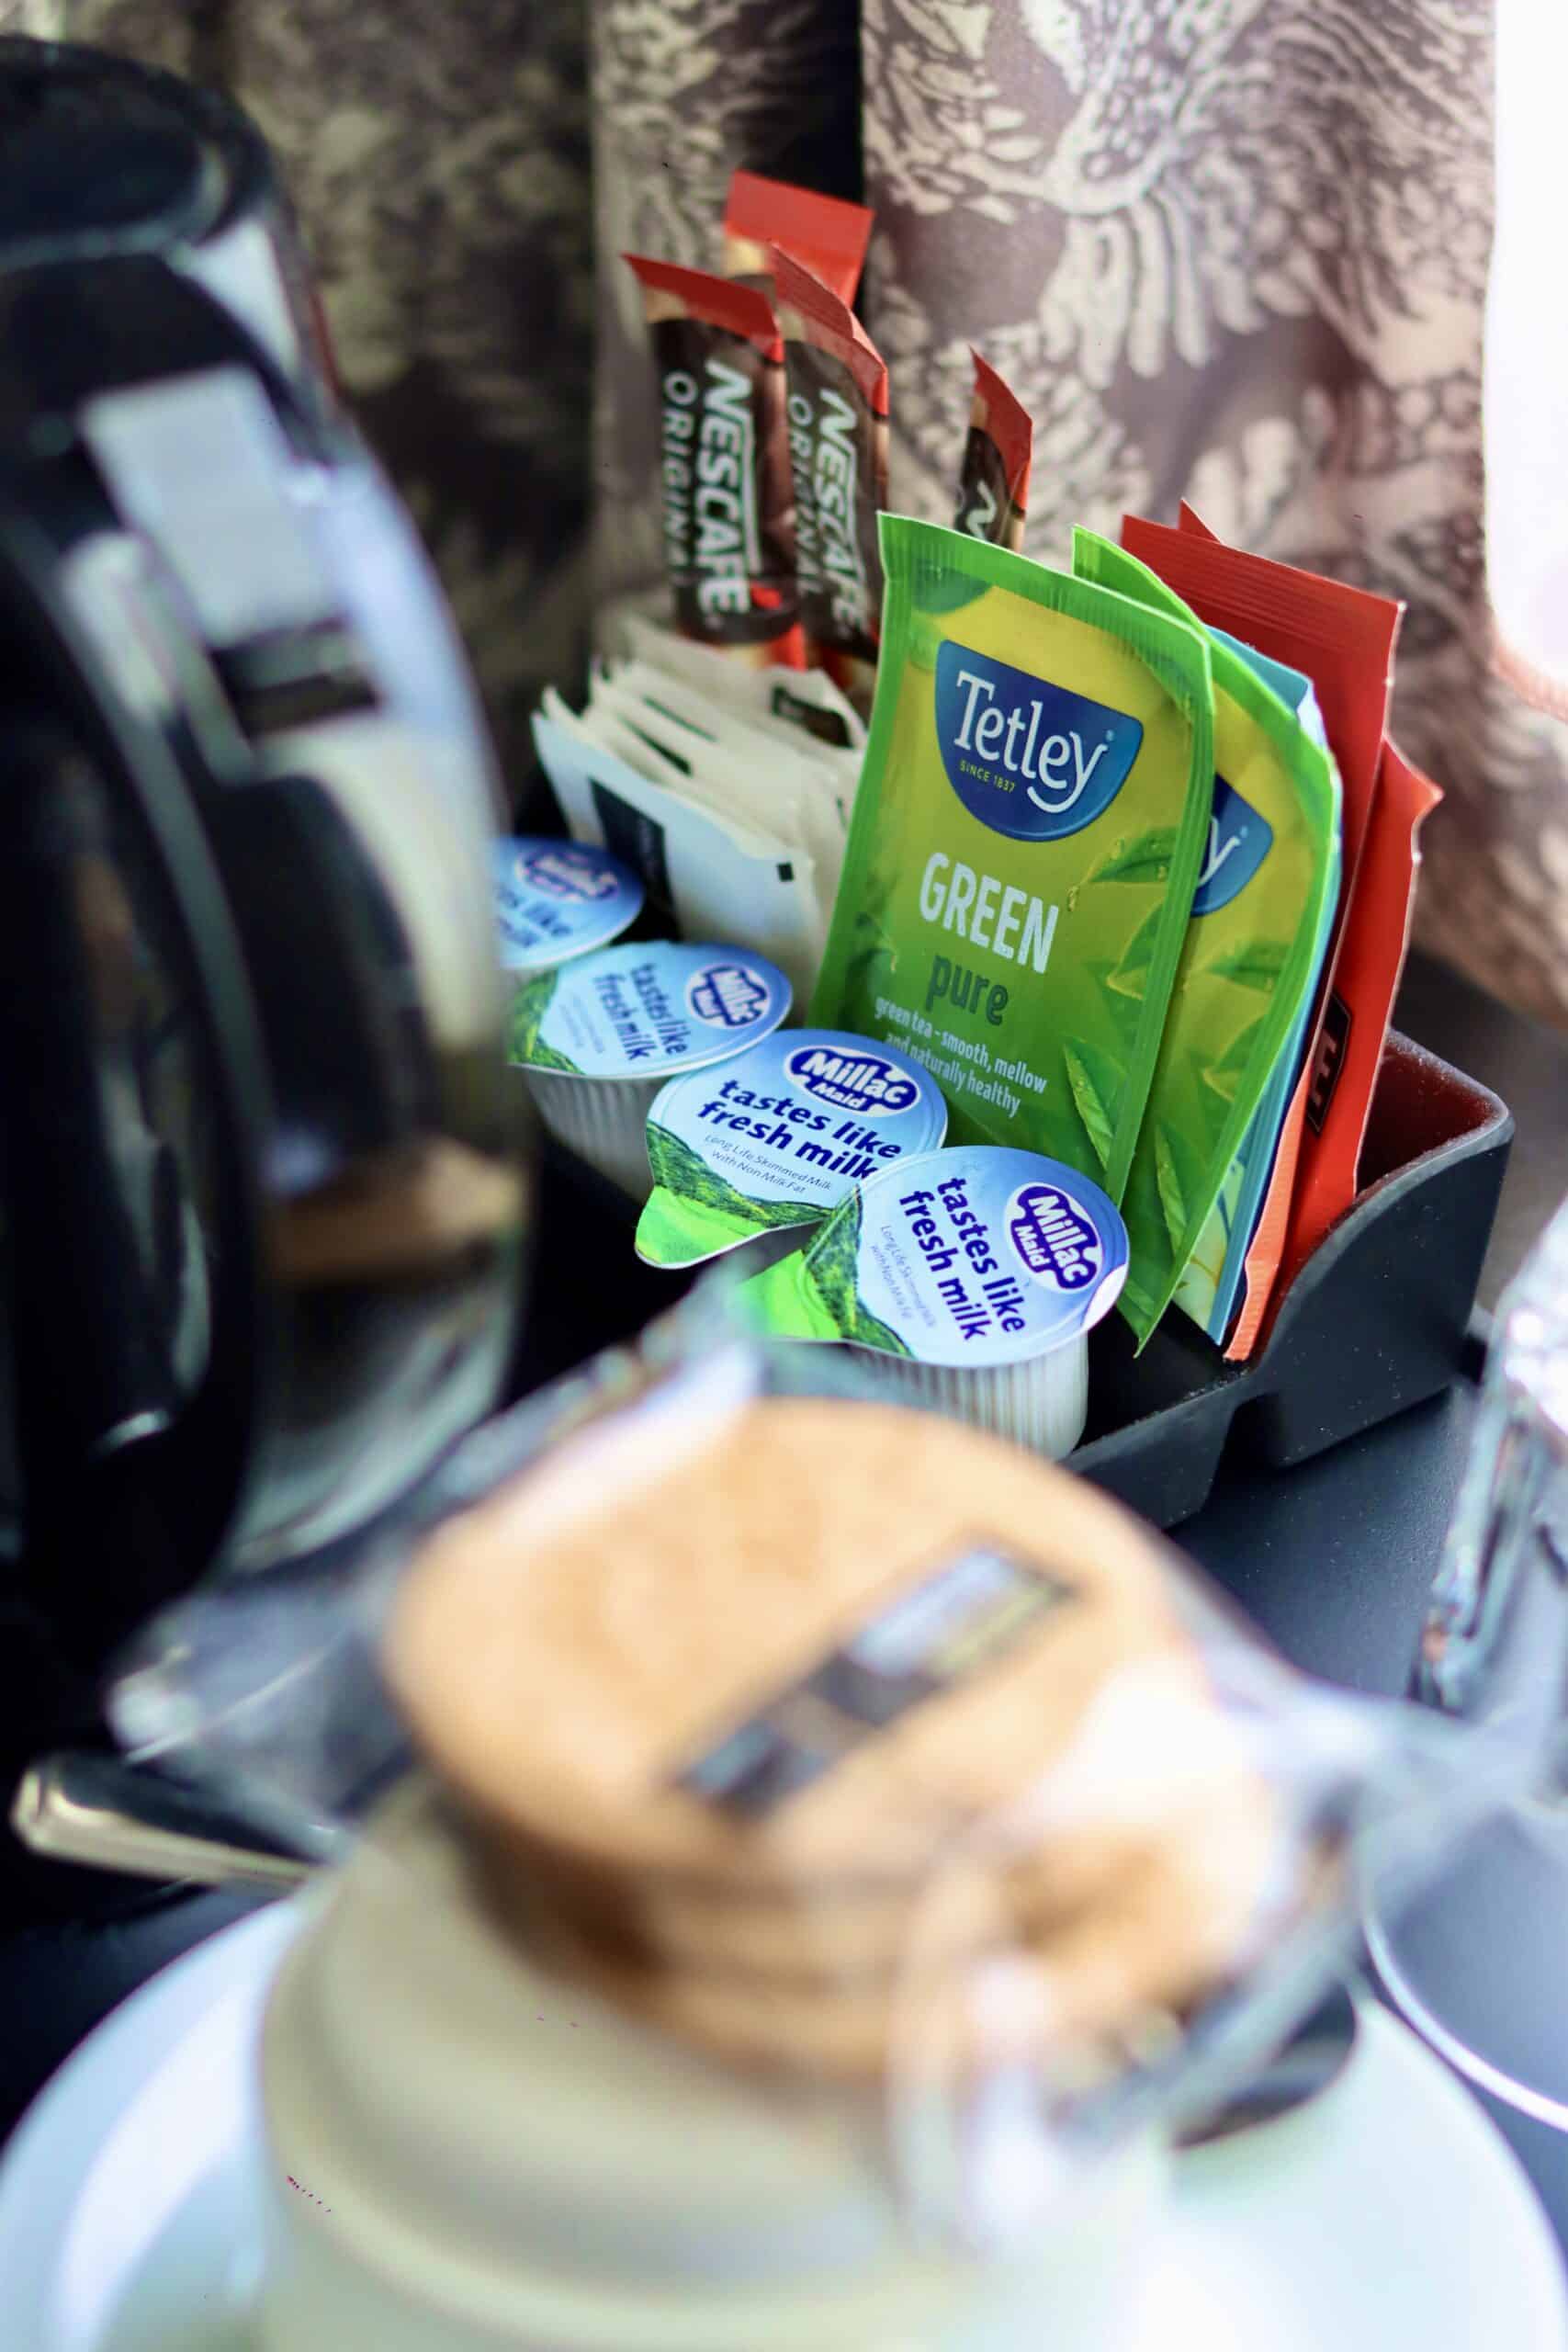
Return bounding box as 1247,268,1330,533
934,642,1143,843
784,1045,920,1116
1190,775,1273,916
1006,1183,1102,1292
688,962,772,1028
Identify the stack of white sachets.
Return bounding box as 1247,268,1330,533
532,615,861,1005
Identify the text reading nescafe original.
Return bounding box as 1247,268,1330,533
660,358,761,625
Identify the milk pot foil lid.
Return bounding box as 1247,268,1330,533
739,1144,1129,1368
493,835,644,973
509,940,792,1080
638,1028,948,1268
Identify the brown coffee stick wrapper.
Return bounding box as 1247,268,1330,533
955,350,1033,554
722,171,873,306
770,244,888,712
623,254,803,667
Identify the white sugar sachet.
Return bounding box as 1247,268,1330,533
620,612,867,754
592,663,848,902
533,700,823,1004
555,690,774,842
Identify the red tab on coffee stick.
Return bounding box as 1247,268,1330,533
624,254,802,666
955,352,1033,553
724,173,873,307
770,247,889,705
624,254,783,355
769,246,888,413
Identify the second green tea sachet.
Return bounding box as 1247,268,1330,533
810,517,1214,1204
1071,531,1339,1345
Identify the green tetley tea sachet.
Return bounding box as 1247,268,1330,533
810,517,1214,1205
1071,531,1339,1345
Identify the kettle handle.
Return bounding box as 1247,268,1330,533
0,712,201,1696
0,714,182,1467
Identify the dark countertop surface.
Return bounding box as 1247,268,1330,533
1395,950,1568,1314
2,947,1566,2276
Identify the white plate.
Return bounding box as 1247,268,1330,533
0,1903,1562,2352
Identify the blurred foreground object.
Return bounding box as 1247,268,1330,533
0,40,529,1812
1371,1194,1568,2128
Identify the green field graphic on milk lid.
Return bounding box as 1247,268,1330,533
1070,531,1339,1346
808,517,1214,1205
511,942,791,1078
637,1028,947,1268
738,1143,1128,1365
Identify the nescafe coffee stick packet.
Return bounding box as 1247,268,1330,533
722,170,873,305
955,351,1033,553
624,254,803,668
770,244,889,712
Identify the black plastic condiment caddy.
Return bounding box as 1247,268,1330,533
529,1031,1511,1532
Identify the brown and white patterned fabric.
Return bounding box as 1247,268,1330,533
9,0,1568,1025
34,0,596,787
586,0,860,624
856,0,1568,1031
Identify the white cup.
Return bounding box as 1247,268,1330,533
257,1778,1165,2350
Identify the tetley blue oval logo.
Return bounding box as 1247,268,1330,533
784,1045,920,1117
933,642,1144,842
1190,775,1274,916
1006,1182,1103,1292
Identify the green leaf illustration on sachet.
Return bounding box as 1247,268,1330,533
1084,827,1177,886
1096,902,1164,1038
911,569,990,616
1174,1153,1246,1322
1155,1125,1198,1254
842,908,897,1003
1199,937,1288,993
1063,1038,1124,1170
1089,962,1141,1050
1199,1015,1267,1107
1108,903,1160,993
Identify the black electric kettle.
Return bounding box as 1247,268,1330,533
0,40,532,1815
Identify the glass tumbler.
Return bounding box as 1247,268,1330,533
1368,1193,1568,2126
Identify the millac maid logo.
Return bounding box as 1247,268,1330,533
1006,1182,1102,1292
784,1045,919,1117
688,962,771,1028
933,641,1144,843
